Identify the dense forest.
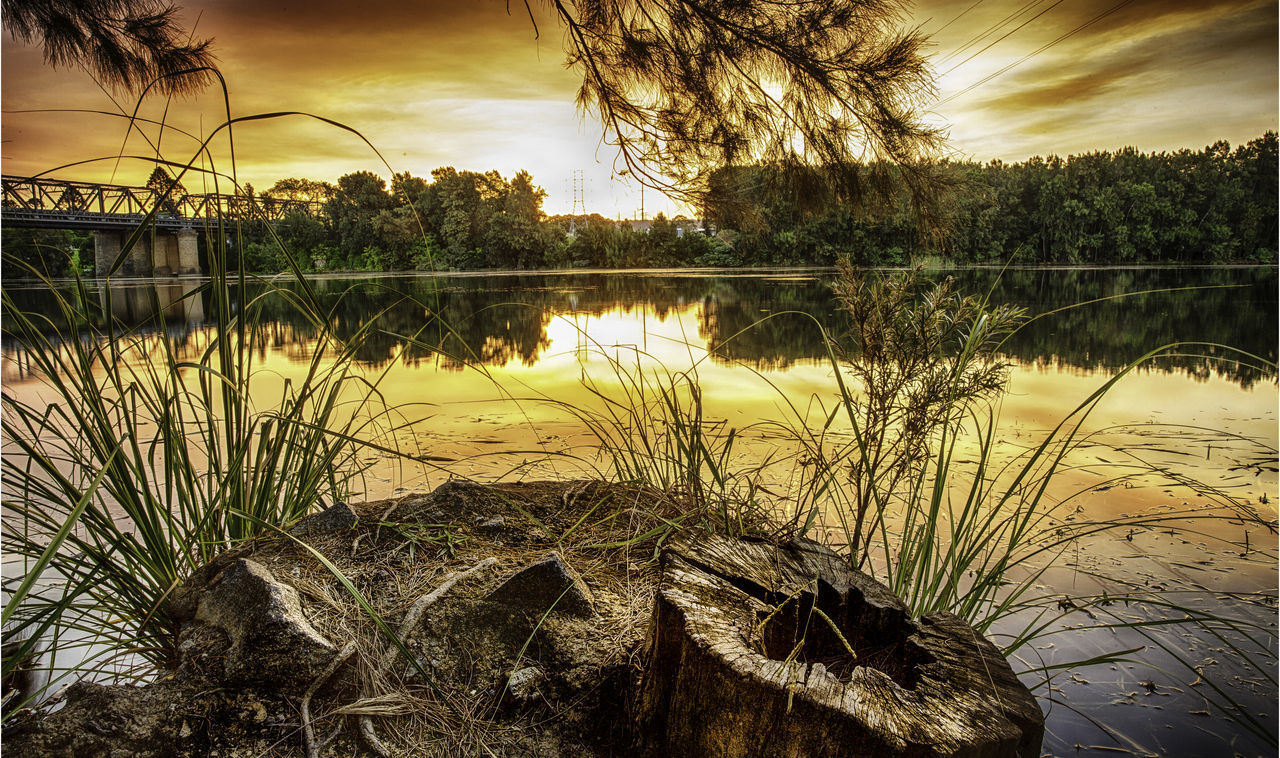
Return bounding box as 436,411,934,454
3,133,1275,277
706,132,1278,266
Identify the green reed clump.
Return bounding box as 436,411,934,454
784,260,1277,748
0,254,398,705
826,260,1027,561
802,263,1274,625
549,342,774,536
552,260,1274,749
0,76,426,709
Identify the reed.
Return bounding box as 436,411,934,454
793,262,1276,748
556,261,1275,748
536,332,775,537
0,75,420,710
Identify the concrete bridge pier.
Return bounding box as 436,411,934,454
127,234,153,276
94,229,201,277
93,231,120,276
152,234,177,276
177,229,200,274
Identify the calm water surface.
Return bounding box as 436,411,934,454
3,266,1276,755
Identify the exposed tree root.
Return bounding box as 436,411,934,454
301,640,358,758
359,557,500,756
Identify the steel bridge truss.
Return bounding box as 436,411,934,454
1,175,326,231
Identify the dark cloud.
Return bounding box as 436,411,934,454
201,0,543,35
969,0,1275,116
3,0,1275,192
201,0,577,113
1045,0,1269,40
916,0,1268,50
975,52,1159,112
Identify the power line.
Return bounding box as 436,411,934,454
938,0,1140,107
939,0,1047,65
568,169,585,235
940,0,1067,78
570,169,585,216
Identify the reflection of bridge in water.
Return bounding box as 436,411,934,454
1,175,325,276
1,279,207,385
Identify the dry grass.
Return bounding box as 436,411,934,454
221,478,741,756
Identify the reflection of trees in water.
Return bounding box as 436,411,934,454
698,278,850,370
4,269,1274,388
2,282,213,379
952,268,1278,389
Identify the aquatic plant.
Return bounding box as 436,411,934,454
0,78,423,710
791,262,1277,748
553,261,1276,750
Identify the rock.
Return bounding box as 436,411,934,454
288,501,359,537
177,558,335,690
2,681,176,757
631,533,1045,758
167,549,250,620
505,665,545,703
402,654,443,683
477,515,505,531
485,552,596,618
2,679,289,758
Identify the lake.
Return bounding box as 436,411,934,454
2,265,1276,755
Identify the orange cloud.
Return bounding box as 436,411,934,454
3,0,1276,215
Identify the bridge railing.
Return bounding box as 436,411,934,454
174,194,327,221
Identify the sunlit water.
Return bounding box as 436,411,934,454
3,266,1276,754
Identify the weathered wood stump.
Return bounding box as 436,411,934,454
631,534,1044,757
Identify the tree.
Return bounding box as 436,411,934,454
484,170,549,268
275,210,330,269
549,0,943,211
1,228,91,279
3,0,214,94
145,165,184,215
263,178,337,204
327,171,393,265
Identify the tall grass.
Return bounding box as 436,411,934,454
0,77,422,710
518,312,787,539
800,265,1274,621
2,270,391,685
557,261,1276,748
807,265,1275,748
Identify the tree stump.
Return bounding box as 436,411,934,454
631,534,1044,757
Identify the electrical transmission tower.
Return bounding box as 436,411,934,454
569,170,585,235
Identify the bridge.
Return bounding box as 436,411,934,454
1,175,325,275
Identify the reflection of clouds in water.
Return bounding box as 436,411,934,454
5,274,1274,473
4,271,1274,468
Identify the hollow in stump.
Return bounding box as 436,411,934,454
631,534,1044,757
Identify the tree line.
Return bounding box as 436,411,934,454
232,168,729,274
237,131,1280,271
706,132,1277,266
3,133,1275,278
6,268,1272,388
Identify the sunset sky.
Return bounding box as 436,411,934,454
2,0,1276,216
